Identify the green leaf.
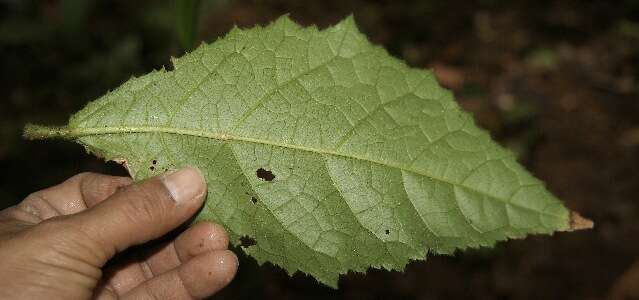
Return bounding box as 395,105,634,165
24,15,592,287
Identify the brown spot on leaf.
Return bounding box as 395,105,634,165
239,235,257,248
256,168,275,181
566,211,594,231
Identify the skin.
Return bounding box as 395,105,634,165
0,167,238,299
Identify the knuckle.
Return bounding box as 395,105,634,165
31,216,110,271
18,192,55,220
81,173,131,202
23,191,44,203
119,184,169,226
93,178,120,198
70,172,100,187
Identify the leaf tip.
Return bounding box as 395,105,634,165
566,211,594,231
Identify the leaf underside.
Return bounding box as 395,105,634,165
24,15,589,287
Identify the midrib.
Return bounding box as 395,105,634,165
62,125,562,219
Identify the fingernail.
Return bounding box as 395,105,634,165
162,167,206,204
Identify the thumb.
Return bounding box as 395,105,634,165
64,167,207,266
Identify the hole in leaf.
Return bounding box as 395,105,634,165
251,196,258,204
239,235,257,248
152,160,157,165
385,229,390,235
149,166,155,171
256,168,275,181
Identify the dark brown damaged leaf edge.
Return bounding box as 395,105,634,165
23,121,594,232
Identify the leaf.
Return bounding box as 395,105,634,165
23,15,592,287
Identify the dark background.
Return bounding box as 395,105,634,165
1,0,638,299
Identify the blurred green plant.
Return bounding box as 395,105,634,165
61,0,91,34
525,47,558,70
175,0,202,51
617,20,639,39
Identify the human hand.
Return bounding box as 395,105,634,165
0,167,237,299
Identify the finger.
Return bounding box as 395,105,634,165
67,167,207,265
122,250,238,300
98,256,150,296
16,173,131,221
80,173,133,207
97,222,229,296
144,222,229,276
